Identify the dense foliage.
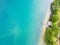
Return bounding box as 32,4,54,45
44,0,60,45
45,14,60,45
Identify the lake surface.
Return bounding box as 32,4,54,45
0,0,52,45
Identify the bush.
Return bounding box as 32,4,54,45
51,14,59,23
44,25,59,45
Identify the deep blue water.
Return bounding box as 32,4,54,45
0,0,52,45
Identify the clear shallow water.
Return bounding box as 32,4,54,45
0,0,52,45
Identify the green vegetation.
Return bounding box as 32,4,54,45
44,0,60,45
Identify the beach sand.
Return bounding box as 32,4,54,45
38,0,54,45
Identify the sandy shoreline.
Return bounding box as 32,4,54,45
38,6,51,45
38,0,60,45
38,0,54,45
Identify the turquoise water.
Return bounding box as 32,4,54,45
0,0,51,45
